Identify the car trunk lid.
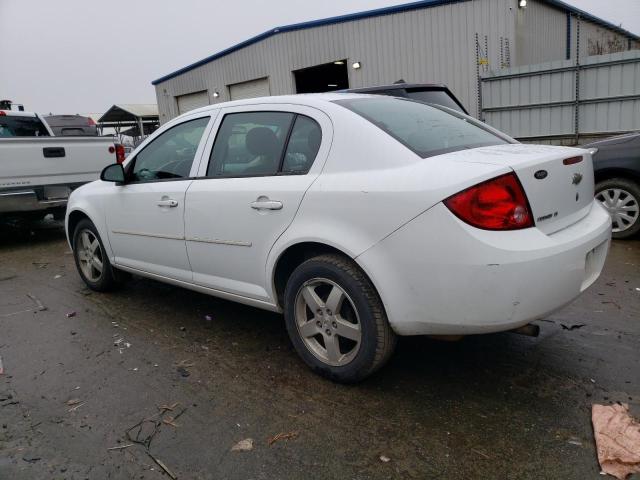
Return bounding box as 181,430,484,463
447,144,595,234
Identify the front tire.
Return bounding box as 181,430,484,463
595,178,640,239
283,254,396,383
72,219,125,291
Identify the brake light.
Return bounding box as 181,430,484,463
444,172,533,230
0,111,5,116
87,117,96,126
114,144,126,164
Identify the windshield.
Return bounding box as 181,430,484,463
335,97,510,158
0,116,50,137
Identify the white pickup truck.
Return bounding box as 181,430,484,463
0,109,123,220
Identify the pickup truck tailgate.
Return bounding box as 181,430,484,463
0,137,117,189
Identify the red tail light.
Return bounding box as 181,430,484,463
444,172,533,230
0,111,6,116
87,117,96,126
114,144,126,164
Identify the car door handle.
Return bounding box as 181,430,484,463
250,198,283,210
157,199,178,207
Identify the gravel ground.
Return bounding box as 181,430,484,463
0,221,638,479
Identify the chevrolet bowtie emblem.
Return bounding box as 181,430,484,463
572,173,583,185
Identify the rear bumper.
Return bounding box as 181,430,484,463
357,201,612,335
0,184,80,214
0,190,66,214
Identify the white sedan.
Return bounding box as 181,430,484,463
66,94,611,382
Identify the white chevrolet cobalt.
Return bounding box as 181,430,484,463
66,94,611,382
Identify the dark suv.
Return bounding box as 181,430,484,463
584,132,640,239
345,83,468,115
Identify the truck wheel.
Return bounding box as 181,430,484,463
595,178,640,239
283,254,396,383
72,219,126,291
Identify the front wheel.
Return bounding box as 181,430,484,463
595,178,640,239
283,254,396,383
72,219,126,291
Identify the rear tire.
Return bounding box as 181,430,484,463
72,219,127,291
595,178,640,239
283,254,396,383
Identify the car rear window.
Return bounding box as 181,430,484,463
335,97,509,158
404,88,465,113
0,115,50,137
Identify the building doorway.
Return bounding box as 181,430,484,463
294,60,349,94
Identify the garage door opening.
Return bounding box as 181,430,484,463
294,60,349,94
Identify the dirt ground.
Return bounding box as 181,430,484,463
0,220,638,480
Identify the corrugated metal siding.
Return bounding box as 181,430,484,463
515,1,567,65
481,50,640,144
155,0,519,123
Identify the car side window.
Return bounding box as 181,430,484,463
281,115,322,174
129,117,209,182
207,112,295,177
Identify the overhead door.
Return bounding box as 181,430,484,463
176,91,209,114
229,78,270,101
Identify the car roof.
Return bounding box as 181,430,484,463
345,82,448,92
174,92,376,120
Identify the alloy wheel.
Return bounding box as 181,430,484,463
77,229,104,282
294,278,362,367
596,188,639,233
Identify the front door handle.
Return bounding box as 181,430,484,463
157,199,178,208
250,197,283,211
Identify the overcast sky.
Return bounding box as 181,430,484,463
0,0,638,115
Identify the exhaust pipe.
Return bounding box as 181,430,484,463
509,323,540,337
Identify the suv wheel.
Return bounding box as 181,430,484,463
595,178,640,239
283,254,396,383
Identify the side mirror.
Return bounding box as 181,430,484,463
100,163,125,183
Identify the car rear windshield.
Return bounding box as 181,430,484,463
404,88,464,113
0,115,50,137
335,97,509,158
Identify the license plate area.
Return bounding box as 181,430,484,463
581,240,608,291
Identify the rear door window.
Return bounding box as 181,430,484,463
335,97,509,158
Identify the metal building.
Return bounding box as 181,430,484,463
152,0,639,123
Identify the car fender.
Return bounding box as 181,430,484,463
65,182,114,260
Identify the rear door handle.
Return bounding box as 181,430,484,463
157,199,178,207
250,198,283,211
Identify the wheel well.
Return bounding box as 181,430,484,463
67,210,90,247
273,242,352,307
595,168,640,185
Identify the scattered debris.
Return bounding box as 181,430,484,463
179,326,186,332
561,323,585,331
66,399,81,406
602,301,622,310
54,274,63,279
205,314,213,322
231,438,254,452
148,453,177,479
177,367,190,378
32,262,49,269
379,455,391,463
267,431,298,446
471,448,490,459
175,359,194,378
107,443,134,451
592,403,640,480
26,293,47,311
22,454,41,463
68,402,85,412
66,311,76,318
567,439,583,446
123,402,187,479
